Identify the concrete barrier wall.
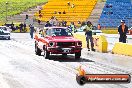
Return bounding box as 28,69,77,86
73,33,108,53
112,42,132,56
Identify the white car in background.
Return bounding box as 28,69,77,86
128,27,132,35
0,26,11,40
76,26,103,35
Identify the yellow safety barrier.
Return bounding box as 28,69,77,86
112,42,132,56
73,33,108,53
92,35,108,53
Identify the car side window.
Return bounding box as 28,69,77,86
46,29,51,36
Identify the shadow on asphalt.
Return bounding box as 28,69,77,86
0,39,10,40
45,55,94,62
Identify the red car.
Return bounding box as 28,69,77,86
34,27,82,59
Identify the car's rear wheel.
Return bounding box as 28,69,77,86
35,43,41,56
75,51,81,60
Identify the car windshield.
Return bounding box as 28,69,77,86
0,27,7,31
46,28,72,36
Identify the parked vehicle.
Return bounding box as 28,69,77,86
128,27,132,35
76,26,103,35
0,26,11,40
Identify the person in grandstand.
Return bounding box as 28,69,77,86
11,22,15,31
63,10,66,14
78,21,81,24
97,24,101,30
38,19,41,25
71,4,75,8
53,18,58,26
118,20,128,43
62,20,67,27
68,22,76,33
58,22,62,27
49,16,54,26
83,21,95,51
67,2,70,6
23,22,26,32
19,22,24,32
25,14,28,20
45,21,52,27
29,24,35,39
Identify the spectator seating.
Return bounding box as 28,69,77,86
34,0,97,26
98,0,132,27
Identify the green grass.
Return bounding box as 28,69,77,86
0,0,47,22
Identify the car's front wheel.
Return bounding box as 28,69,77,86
75,51,81,60
8,37,10,40
44,50,50,59
35,43,41,56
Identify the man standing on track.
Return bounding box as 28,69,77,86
29,24,35,39
83,22,95,51
118,20,128,43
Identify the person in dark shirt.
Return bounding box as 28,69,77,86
62,20,67,27
38,20,41,25
26,14,28,20
23,23,26,32
45,21,52,27
11,22,15,31
97,24,101,30
29,24,34,39
67,2,70,6
19,22,23,32
63,10,66,14
118,20,128,43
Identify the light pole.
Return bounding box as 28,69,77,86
6,2,8,22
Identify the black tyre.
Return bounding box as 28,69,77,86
8,37,10,40
44,49,50,59
75,51,81,60
35,43,41,56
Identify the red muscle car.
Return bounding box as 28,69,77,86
34,27,82,59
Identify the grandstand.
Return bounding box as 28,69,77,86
4,0,132,28
34,0,97,25
98,0,132,27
